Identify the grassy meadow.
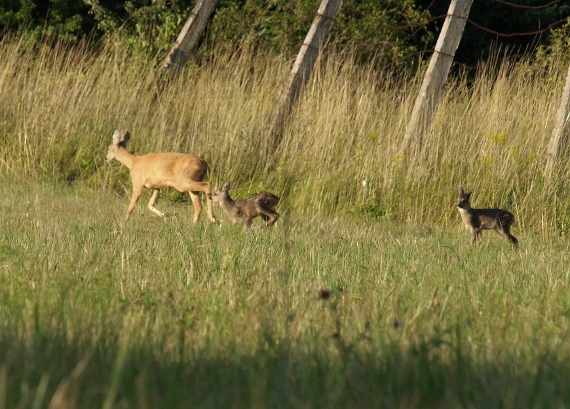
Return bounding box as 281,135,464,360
2,177,570,408
1,35,570,407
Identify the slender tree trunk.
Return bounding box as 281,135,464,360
265,0,343,157
546,63,570,176
399,0,473,159
163,0,219,75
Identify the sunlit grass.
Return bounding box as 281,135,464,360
1,178,570,407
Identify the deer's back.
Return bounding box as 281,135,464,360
239,193,280,211
131,153,208,186
471,208,515,229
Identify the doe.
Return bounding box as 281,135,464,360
106,129,216,223
211,181,280,229
456,187,518,247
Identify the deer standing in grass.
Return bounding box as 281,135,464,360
106,129,216,223
211,181,280,229
457,187,518,247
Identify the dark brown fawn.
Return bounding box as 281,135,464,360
211,181,280,229
457,188,518,246
106,129,216,223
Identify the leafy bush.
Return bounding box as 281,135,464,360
2,0,433,66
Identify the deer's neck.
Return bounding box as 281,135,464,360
458,207,473,227
115,147,136,169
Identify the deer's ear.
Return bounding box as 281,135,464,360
459,187,464,195
112,130,122,144
223,181,231,190
465,189,473,196
121,130,131,144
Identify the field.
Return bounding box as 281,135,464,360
2,36,570,408
2,178,570,408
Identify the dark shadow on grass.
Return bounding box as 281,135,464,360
1,327,570,409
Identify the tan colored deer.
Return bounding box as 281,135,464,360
457,187,518,246
106,129,216,223
211,181,280,229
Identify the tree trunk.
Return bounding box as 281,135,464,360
399,0,473,160
546,63,570,176
163,0,219,75
265,0,343,157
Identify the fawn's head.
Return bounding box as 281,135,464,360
106,129,131,162
457,187,473,210
211,181,232,203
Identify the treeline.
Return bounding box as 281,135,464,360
1,0,570,68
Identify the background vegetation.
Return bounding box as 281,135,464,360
1,34,570,232
3,0,570,67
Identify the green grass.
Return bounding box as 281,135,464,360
1,177,570,408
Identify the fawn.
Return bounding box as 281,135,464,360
106,129,216,223
211,181,280,229
457,187,518,246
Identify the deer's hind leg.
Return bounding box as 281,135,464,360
496,225,518,246
259,207,280,227
179,180,216,223
188,191,202,224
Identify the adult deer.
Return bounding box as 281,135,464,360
106,129,216,223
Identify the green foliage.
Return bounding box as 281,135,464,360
419,0,570,68
85,0,188,54
4,0,570,68
0,0,92,42
350,196,388,220
1,0,433,65
334,0,433,68
536,19,570,69
209,0,318,53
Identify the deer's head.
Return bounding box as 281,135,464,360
106,129,131,162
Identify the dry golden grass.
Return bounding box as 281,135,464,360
0,36,569,233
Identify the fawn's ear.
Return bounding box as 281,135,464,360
223,181,231,190
465,189,473,196
459,187,465,195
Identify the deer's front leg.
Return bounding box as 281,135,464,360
126,185,143,220
148,189,169,217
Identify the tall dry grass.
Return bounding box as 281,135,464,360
0,35,568,232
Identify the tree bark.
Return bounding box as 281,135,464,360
163,0,219,74
399,0,473,159
546,63,570,176
265,0,343,157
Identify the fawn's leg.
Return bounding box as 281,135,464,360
471,228,482,245
496,226,518,246
259,208,279,227
243,215,254,229
148,189,169,217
